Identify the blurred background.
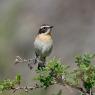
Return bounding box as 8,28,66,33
0,0,95,95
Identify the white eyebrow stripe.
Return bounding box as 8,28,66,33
40,25,50,29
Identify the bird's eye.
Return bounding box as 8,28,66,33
43,27,46,29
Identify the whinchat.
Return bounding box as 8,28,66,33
34,24,54,69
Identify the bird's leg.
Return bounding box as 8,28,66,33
34,52,39,64
38,57,46,70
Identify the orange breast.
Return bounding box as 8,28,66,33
36,34,52,43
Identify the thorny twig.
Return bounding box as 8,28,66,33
14,56,47,69
14,56,37,69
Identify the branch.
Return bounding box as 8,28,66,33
11,84,42,93
55,76,87,94
14,56,47,69
64,81,86,94
55,77,92,95
14,56,36,69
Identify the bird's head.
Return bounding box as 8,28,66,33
38,24,53,35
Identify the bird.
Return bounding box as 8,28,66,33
34,24,54,69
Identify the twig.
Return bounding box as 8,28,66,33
14,56,37,69
14,56,47,69
14,56,34,64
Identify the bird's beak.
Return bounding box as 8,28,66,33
50,26,54,28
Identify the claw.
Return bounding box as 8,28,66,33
38,61,45,70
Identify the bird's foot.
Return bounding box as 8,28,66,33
38,61,45,70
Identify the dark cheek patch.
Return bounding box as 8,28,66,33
38,28,47,34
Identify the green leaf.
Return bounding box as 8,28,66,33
16,74,21,81
0,85,4,90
